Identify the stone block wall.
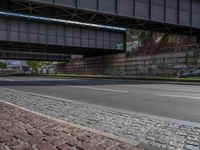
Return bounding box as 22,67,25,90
61,44,200,77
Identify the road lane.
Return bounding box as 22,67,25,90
1,76,200,123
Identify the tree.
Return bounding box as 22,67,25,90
129,29,151,46
0,62,6,69
26,61,40,74
137,31,151,46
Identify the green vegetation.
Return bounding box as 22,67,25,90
0,62,6,69
129,29,151,46
136,31,151,46
26,61,41,74
129,29,189,48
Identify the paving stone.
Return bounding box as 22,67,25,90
50,137,66,146
27,129,44,138
1,87,200,149
3,137,21,147
0,143,10,150
11,142,31,150
185,144,199,150
0,100,139,150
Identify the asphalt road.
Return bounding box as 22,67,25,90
1,76,200,123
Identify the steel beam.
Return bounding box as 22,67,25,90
0,50,70,61
0,0,199,35
0,15,125,57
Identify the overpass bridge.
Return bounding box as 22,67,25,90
0,15,125,61
1,0,200,35
0,50,70,61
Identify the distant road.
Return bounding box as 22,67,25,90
1,76,200,123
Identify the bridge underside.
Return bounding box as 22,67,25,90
0,41,123,56
0,49,70,61
0,16,125,60
1,0,200,36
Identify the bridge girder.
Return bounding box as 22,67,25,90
0,15,125,59
0,0,200,35
0,49,70,61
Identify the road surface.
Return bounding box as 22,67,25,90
1,76,200,123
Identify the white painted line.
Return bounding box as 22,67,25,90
0,78,15,81
157,94,200,100
69,86,129,93
5,79,15,81
117,84,145,87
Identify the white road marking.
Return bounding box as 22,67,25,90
69,86,129,93
118,84,145,87
157,94,200,100
0,78,15,81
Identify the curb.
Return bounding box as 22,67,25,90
3,87,200,128
1,74,200,86
43,75,200,86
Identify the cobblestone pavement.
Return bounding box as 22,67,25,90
0,88,200,150
0,101,141,150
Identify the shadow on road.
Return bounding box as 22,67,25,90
0,78,160,87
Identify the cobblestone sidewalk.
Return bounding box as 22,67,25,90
0,88,200,150
0,101,141,150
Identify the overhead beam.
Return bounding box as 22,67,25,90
0,50,70,61
0,0,200,35
0,15,126,56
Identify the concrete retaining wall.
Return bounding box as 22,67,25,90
61,44,200,77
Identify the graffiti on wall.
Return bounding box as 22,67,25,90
126,41,142,52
